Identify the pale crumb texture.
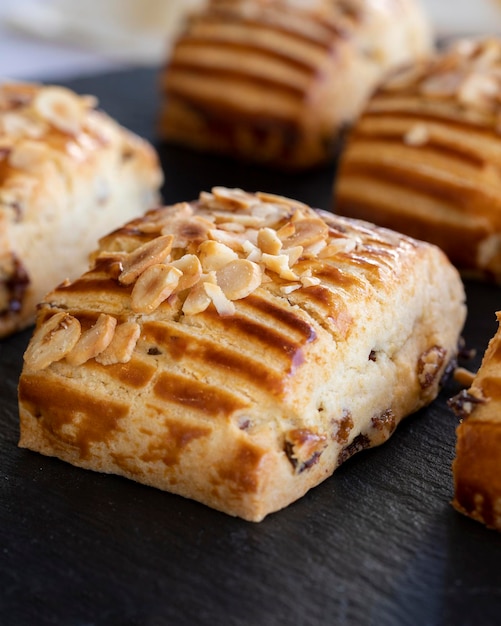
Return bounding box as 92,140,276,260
19,187,466,522
0,80,163,337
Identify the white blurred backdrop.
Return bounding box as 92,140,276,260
1,0,501,79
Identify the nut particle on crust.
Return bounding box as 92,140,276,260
23,311,81,371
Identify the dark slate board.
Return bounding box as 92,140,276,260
2,66,501,626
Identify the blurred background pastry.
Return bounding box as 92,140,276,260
334,37,501,283
158,0,432,170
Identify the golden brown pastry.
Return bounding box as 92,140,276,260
159,0,432,169
0,81,163,338
335,37,501,283
450,312,501,531
18,187,465,522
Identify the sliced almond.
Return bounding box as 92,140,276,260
281,218,328,249
23,312,81,371
66,314,117,366
301,275,321,287
137,202,193,234
161,215,213,248
204,282,236,316
276,222,296,240
95,321,140,365
33,86,86,135
119,235,174,285
210,186,255,211
216,259,261,300
198,240,238,271
182,279,213,316
131,263,182,313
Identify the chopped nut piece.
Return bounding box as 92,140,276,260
119,235,174,285
131,263,182,313
281,245,303,266
216,259,261,300
66,314,117,366
198,240,238,271
243,240,262,262
33,86,86,135
404,123,429,146
258,227,282,255
261,253,299,280
95,321,140,365
204,282,236,316
182,274,216,315
170,254,202,291
23,311,81,371
280,284,301,294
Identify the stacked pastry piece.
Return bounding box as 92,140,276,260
0,81,163,337
18,187,465,521
159,0,432,169
335,37,501,283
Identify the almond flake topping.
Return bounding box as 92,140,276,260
95,321,140,365
24,312,81,371
96,187,365,318
119,235,174,285
66,314,117,367
131,264,182,314
33,86,87,135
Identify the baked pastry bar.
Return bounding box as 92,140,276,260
159,0,432,169
18,187,465,522
0,81,163,337
335,37,501,283
450,312,501,531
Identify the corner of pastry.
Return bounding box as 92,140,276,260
158,0,432,170
334,36,501,283
18,187,466,521
0,80,163,338
449,311,501,531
